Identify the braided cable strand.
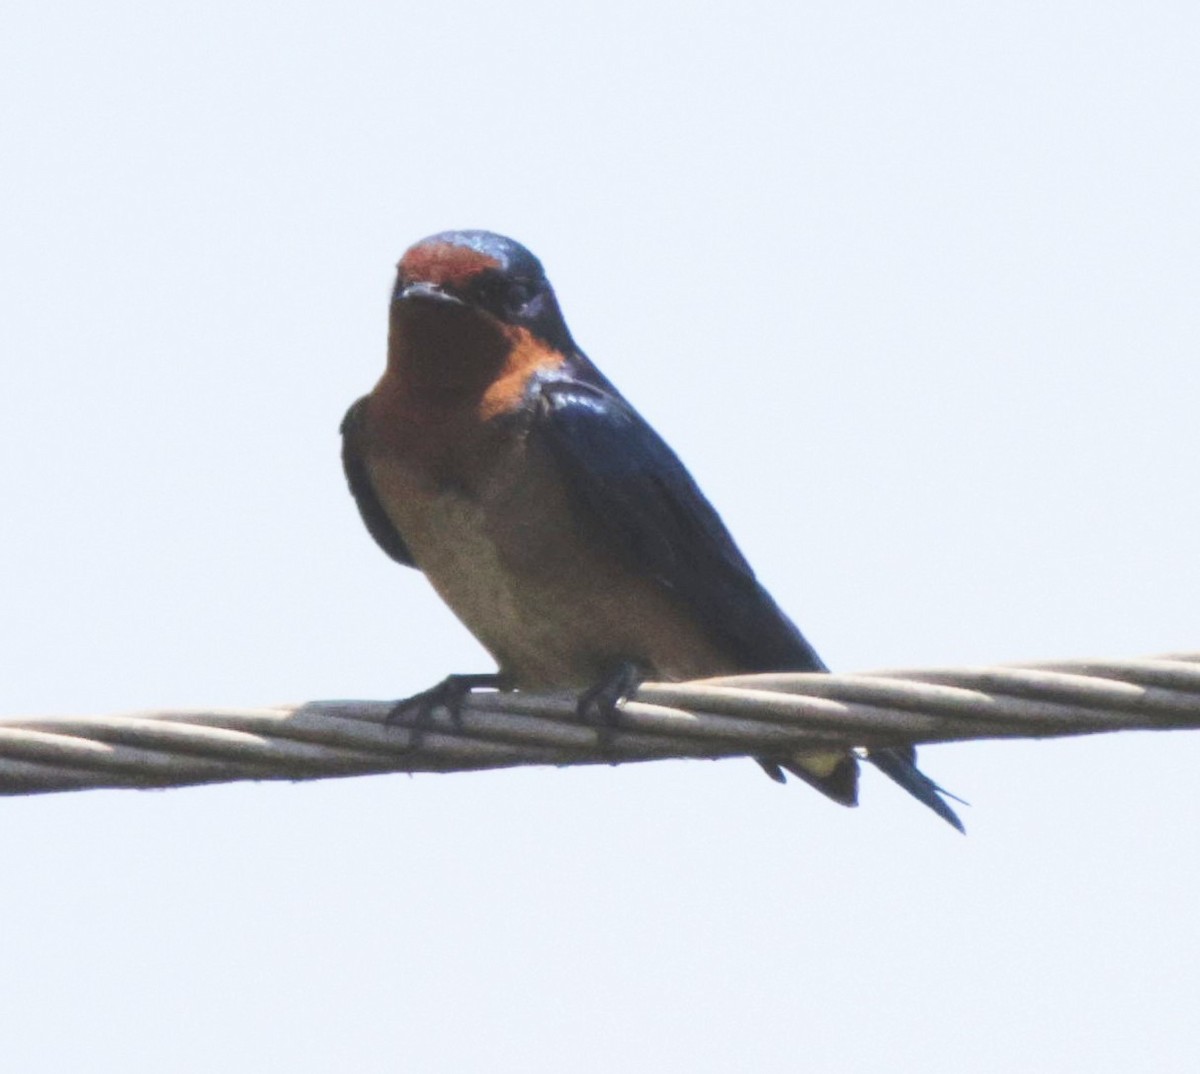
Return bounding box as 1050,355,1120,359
2,653,1198,796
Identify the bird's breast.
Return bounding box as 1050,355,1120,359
363,416,734,688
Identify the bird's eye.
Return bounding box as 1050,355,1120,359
473,274,536,317
472,275,508,306
506,281,534,309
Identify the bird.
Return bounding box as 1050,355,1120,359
341,229,963,830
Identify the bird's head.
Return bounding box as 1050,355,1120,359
391,231,574,356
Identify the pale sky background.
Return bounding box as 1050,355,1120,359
2,3,1199,1071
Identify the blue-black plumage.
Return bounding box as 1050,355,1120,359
342,229,962,829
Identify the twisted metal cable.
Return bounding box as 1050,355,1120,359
2,652,1198,796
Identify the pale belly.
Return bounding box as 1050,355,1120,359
364,446,734,688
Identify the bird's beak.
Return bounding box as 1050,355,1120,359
393,280,464,306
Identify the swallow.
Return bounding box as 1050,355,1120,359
341,229,963,830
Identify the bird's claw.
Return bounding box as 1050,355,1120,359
386,673,508,744
576,662,644,746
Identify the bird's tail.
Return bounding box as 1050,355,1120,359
759,747,965,832
865,746,965,832
756,752,859,806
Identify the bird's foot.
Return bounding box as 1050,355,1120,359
386,673,510,744
576,662,644,746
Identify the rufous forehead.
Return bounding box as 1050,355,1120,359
398,243,502,288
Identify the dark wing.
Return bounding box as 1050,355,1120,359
340,397,416,568
536,375,964,831
534,378,824,673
